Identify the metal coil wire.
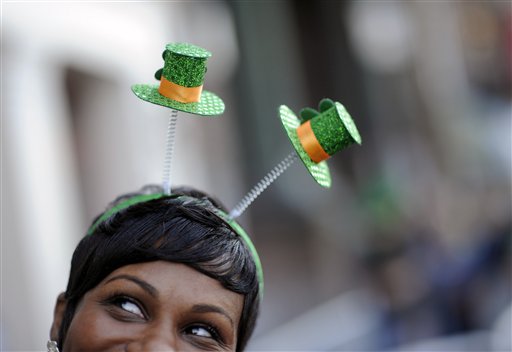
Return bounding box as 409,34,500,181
162,110,178,195
229,152,298,219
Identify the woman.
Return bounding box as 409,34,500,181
48,185,261,351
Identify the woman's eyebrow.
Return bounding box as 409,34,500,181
191,304,234,327
105,274,158,298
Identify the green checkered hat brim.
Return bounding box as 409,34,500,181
279,105,331,188
131,84,225,116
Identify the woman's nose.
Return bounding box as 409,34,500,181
139,338,178,352
126,326,179,352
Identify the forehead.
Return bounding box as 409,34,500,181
100,261,243,309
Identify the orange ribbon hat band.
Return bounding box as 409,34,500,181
158,76,203,103
297,120,330,163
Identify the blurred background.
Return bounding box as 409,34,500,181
1,1,511,351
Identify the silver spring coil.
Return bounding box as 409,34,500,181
162,110,178,195
229,152,298,219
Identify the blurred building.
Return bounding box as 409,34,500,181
2,1,511,351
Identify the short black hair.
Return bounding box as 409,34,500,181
58,185,260,351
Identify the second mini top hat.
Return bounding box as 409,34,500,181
280,98,362,188
132,43,225,116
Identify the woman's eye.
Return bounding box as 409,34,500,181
108,296,145,319
185,324,224,342
119,299,144,318
183,324,226,350
189,326,213,338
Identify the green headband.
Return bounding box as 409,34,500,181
87,193,264,296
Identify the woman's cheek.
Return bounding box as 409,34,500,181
63,302,139,351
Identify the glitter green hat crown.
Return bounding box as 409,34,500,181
132,43,225,116
280,98,361,187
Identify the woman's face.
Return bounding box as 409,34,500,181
56,261,244,351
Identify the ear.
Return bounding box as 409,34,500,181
50,292,67,341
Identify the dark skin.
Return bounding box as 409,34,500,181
50,261,244,351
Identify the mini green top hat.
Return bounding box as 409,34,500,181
280,98,361,188
132,43,225,116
